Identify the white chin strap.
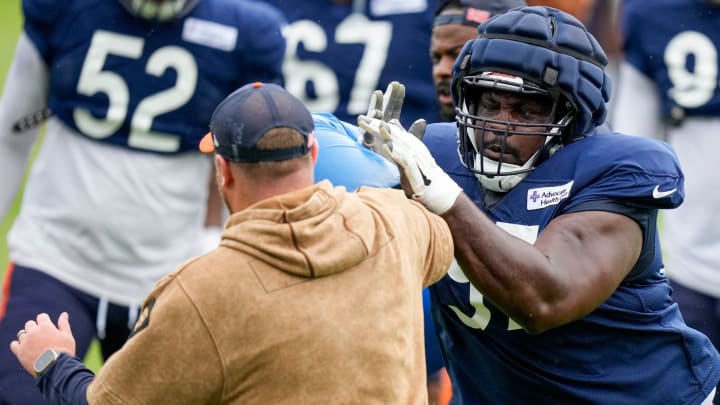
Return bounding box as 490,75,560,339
475,150,540,192
460,99,570,193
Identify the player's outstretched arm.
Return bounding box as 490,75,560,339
441,193,643,334
358,83,643,334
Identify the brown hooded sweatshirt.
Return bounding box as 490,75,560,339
88,181,453,404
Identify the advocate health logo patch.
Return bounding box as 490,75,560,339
527,181,574,210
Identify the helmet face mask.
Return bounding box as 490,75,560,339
456,72,573,192
119,0,199,22
451,6,611,192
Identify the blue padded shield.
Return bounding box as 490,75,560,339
451,6,611,136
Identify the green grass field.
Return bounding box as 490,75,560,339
0,0,22,274
0,0,103,371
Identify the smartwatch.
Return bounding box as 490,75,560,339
33,349,59,376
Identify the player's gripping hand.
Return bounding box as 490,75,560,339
364,81,405,123
358,116,461,215
360,81,427,156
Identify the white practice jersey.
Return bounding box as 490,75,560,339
0,34,213,306
9,119,211,305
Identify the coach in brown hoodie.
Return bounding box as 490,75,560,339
11,82,454,404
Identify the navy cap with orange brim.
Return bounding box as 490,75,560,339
199,82,315,162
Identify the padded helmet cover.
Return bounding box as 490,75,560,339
451,6,612,137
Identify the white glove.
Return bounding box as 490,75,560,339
360,81,428,156
358,116,462,215
365,80,404,122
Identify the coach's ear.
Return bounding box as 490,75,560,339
214,154,232,189
309,131,319,164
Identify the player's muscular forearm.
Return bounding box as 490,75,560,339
441,193,563,333
441,193,641,333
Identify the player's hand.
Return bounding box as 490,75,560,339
10,312,76,376
358,116,461,215
360,81,428,159
361,81,414,157
365,80,405,122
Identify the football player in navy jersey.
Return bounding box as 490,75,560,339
360,5,720,403
428,1,523,402
0,0,285,402
259,0,442,128
430,0,526,122
613,0,720,401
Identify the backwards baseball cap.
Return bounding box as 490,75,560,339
433,0,526,27
199,82,315,162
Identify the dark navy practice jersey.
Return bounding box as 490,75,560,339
23,0,285,154
261,0,441,127
423,123,720,403
623,0,720,120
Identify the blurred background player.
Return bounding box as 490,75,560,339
427,1,524,402
260,0,442,128
431,0,526,122
613,0,720,401
525,0,595,22
0,0,285,402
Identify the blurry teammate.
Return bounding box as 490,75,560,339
427,1,524,402
525,0,596,23
10,82,454,405
260,0,442,127
431,0,526,122
0,0,285,402
613,0,720,401
360,6,720,403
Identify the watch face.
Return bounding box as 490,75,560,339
33,349,58,375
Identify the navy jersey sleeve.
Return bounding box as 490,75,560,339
36,353,93,405
21,0,63,62
620,0,651,76
563,134,684,213
559,134,683,281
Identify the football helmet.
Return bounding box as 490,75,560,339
451,6,611,192
119,0,199,22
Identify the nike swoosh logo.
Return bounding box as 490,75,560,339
652,185,677,199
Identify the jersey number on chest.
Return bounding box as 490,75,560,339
74,30,199,152
665,31,719,108
448,222,540,332
281,14,392,116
